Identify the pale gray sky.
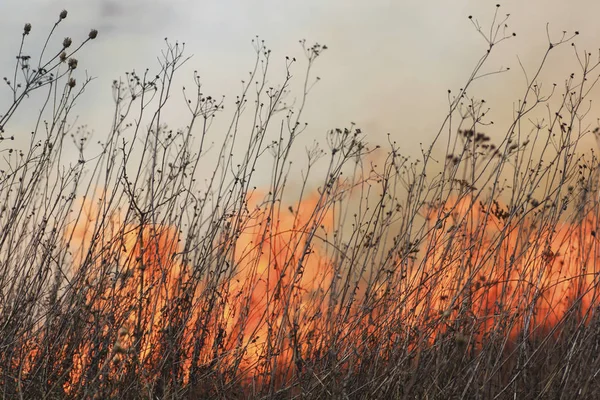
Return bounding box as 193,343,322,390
1,1,599,166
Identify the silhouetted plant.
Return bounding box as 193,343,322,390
1,6,600,400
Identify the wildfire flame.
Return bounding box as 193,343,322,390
17,189,600,395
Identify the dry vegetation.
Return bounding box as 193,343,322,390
2,6,600,399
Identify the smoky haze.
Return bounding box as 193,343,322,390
1,0,599,174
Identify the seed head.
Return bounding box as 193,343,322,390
68,78,76,88
530,198,540,208
88,29,98,40
23,23,32,35
62,37,72,48
59,52,67,63
68,58,78,70
59,10,68,20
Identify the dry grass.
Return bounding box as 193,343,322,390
1,7,600,399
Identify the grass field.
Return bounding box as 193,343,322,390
2,8,600,399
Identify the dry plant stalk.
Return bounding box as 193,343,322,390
1,6,600,399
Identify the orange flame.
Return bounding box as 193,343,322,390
18,189,599,395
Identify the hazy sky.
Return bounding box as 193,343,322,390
1,0,600,164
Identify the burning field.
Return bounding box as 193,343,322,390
2,8,600,400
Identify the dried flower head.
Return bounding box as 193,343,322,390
62,37,72,48
68,78,76,88
59,10,68,20
68,58,78,70
23,23,32,35
59,51,67,63
88,29,98,40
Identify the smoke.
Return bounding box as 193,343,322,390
1,0,600,171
